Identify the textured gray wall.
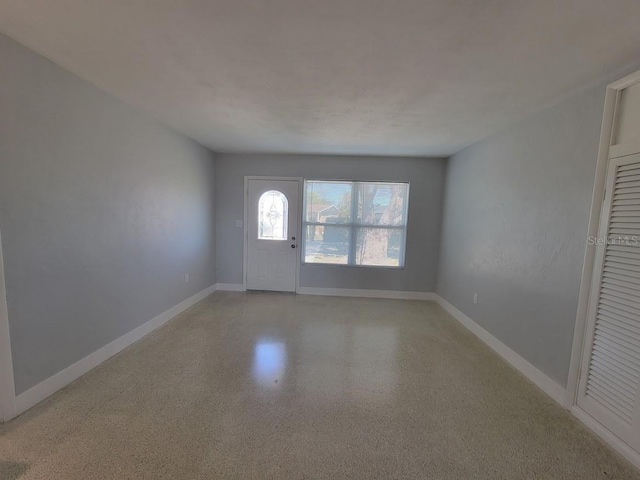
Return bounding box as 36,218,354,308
216,154,446,292
0,34,217,395
437,82,609,387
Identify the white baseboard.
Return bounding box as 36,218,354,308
14,283,217,416
214,283,434,300
434,295,566,405
572,406,640,470
215,283,246,292
297,287,435,300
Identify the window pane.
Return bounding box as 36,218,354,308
258,190,288,240
355,228,403,267
304,225,350,265
356,183,408,226
305,181,352,224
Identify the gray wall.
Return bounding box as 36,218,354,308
216,154,446,292
0,34,217,395
436,81,609,387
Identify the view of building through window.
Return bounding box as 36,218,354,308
303,181,409,267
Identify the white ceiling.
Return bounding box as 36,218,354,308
1,0,640,156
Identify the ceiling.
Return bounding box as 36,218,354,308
1,0,640,157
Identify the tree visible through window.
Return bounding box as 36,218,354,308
303,181,409,267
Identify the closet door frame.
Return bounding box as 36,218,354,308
576,152,640,446
0,230,16,423
568,69,640,469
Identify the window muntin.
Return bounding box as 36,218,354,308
258,190,288,240
303,181,409,267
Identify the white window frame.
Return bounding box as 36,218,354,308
301,179,410,269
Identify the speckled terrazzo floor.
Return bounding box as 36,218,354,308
0,291,639,479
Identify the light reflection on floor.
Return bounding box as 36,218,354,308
251,339,287,388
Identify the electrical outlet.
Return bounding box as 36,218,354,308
184,274,189,284
473,293,478,304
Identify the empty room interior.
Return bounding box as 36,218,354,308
3,1,640,478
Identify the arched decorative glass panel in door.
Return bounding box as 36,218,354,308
258,190,288,240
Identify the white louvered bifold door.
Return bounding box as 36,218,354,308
578,152,640,449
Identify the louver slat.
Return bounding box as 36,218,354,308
602,270,640,288
585,159,640,427
602,278,640,296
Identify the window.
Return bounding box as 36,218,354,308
258,190,288,240
303,180,409,267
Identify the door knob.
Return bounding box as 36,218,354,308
291,236,296,241
291,244,296,248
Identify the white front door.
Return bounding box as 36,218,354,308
246,178,299,292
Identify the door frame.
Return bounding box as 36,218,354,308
567,69,640,409
0,230,16,422
243,176,303,292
